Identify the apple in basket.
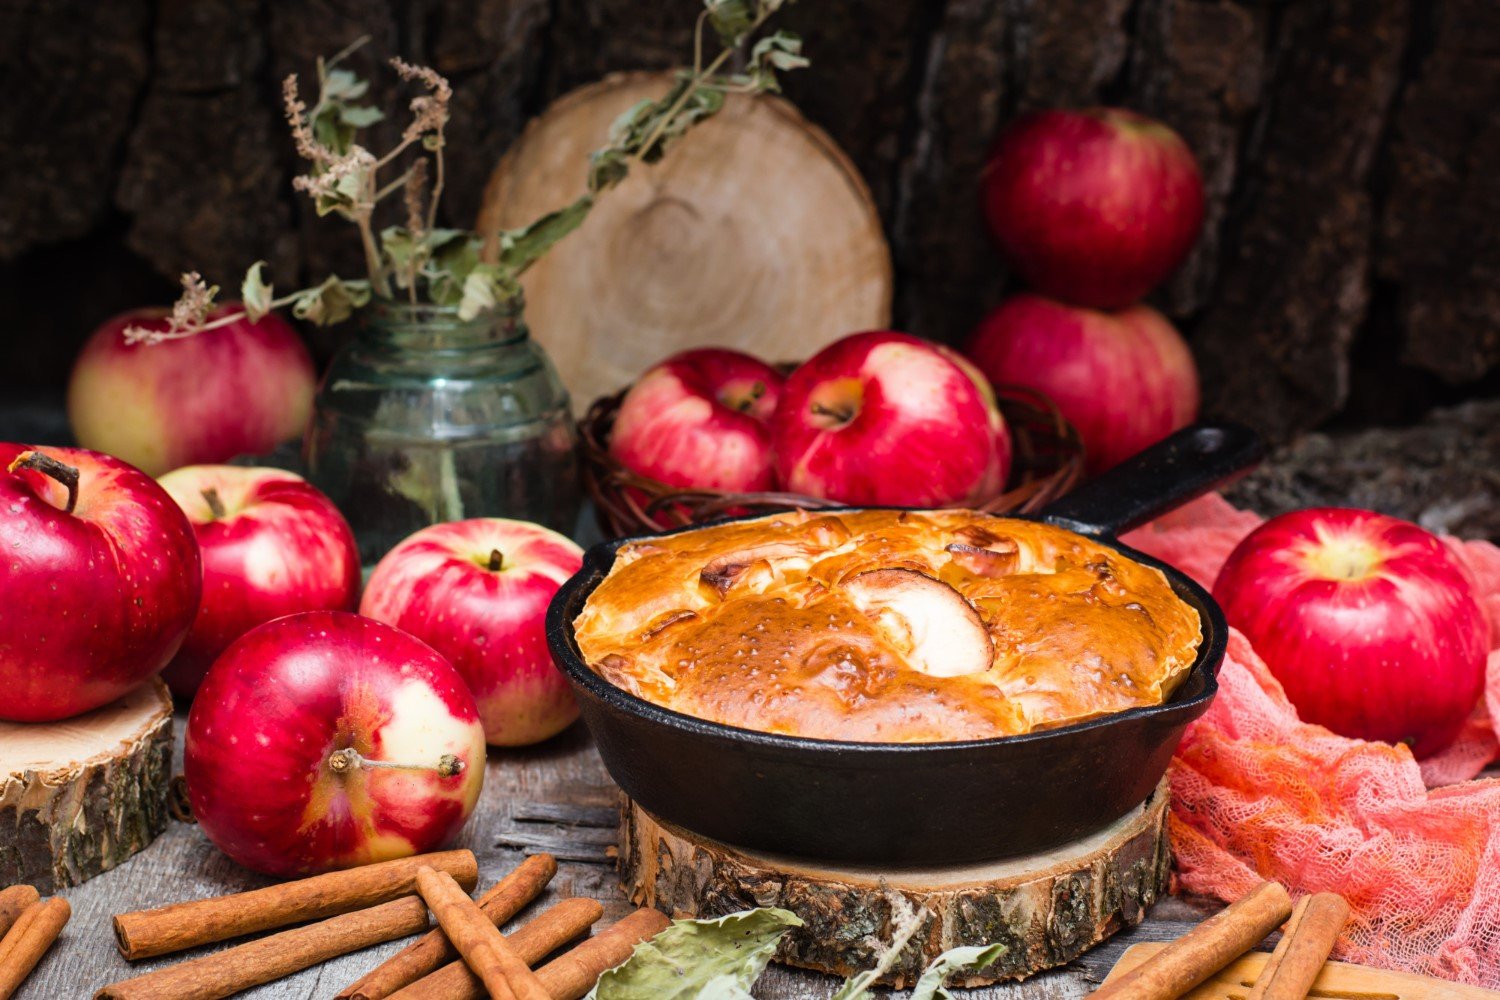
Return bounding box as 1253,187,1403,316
964,294,1199,474
155,465,361,699
0,444,200,721
67,304,317,477
1212,508,1491,758
772,331,1011,506
609,348,784,493
982,108,1204,309
185,611,486,877
361,518,584,746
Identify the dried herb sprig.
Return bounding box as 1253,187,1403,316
127,0,804,346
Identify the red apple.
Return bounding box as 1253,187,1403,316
964,294,1199,474
185,611,486,877
982,108,1204,309
67,304,317,476
361,518,584,746
1212,508,1491,758
609,348,784,493
155,465,361,700
772,331,1011,506
0,444,200,720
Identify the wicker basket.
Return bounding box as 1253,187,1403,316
579,382,1085,538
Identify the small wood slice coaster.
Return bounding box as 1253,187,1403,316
620,778,1171,988
0,679,173,892
478,70,893,409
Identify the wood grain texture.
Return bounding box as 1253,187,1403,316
26,716,1222,998
477,71,892,406
620,781,1172,989
0,680,172,894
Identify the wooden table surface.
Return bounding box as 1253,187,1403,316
25,714,1222,999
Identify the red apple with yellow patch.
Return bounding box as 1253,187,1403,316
185,611,486,877
361,518,584,746
68,305,317,476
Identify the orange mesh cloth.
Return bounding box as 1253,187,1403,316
1120,495,1500,986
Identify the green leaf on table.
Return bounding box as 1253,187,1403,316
291,275,371,325
910,944,1008,1000
588,908,803,1000
240,261,274,322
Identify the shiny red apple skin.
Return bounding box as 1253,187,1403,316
609,348,784,492
1212,508,1491,758
964,293,1199,474
772,331,1011,506
68,304,317,476
982,108,1204,309
361,519,584,747
185,611,486,877
0,443,200,720
156,465,361,700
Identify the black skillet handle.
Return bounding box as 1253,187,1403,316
1040,421,1265,538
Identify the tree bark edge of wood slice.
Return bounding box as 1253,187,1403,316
477,69,893,411
0,679,174,893
619,777,1171,988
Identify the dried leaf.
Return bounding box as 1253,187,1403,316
588,908,803,1000
291,275,371,325
496,196,594,276
910,944,1008,1000
457,263,519,321
241,261,274,322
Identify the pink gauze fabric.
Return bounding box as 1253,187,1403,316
1120,494,1500,986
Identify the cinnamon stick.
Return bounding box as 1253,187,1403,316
386,898,608,1000
392,907,671,1000
0,897,70,1000
113,848,477,960
95,896,430,1000
1091,881,1293,1000
415,867,552,1000
0,887,39,939
1247,892,1350,1000
533,908,672,1000
338,853,559,1000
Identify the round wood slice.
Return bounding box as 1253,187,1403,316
477,70,893,409
620,777,1171,988
0,680,173,893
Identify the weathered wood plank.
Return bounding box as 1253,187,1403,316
25,714,1220,998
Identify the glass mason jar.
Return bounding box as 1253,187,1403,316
304,299,581,568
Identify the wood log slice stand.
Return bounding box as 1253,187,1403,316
478,70,893,410
620,777,1171,989
0,679,173,892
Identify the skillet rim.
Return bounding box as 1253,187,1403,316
545,507,1226,755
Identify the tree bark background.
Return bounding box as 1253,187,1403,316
1,0,1496,442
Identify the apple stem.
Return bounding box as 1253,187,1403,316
201,487,226,520
7,450,80,515
488,549,503,572
326,747,465,779
809,401,855,424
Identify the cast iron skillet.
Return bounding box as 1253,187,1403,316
547,422,1263,865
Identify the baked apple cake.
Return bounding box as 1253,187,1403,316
573,509,1202,742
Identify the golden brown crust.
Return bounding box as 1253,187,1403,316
574,509,1201,742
